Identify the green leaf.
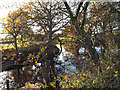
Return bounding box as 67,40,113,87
57,76,60,79
54,76,56,79
66,81,69,85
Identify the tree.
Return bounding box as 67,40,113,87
2,8,32,51
88,2,119,45
29,0,69,44
61,25,81,55
86,2,120,58
62,1,101,69
23,0,70,86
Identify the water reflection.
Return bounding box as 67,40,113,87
2,45,78,88
0,45,105,88
6,59,63,88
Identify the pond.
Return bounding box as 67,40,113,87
0,45,103,89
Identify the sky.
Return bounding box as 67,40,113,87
0,0,58,36
0,0,62,38
0,0,119,38
0,0,33,38
0,0,33,19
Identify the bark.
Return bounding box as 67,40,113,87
14,36,18,51
75,24,99,65
63,1,100,67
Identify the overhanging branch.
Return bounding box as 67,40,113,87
76,2,83,17
62,0,73,19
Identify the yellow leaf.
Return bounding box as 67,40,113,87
91,2,94,5
41,48,45,52
29,59,33,62
19,52,22,55
7,55,11,58
28,2,31,5
15,61,17,64
16,20,19,23
3,57,7,60
115,71,118,73
107,66,110,69
83,73,85,76
11,57,14,60
2,17,5,20
37,56,39,59
35,61,37,64
17,58,21,60
12,53,16,56
68,29,71,31
38,52,40,55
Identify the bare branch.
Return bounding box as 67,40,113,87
52,21,70,34
76,2,83,17
52,15,69,29
80,2,89,30
62,0,73,19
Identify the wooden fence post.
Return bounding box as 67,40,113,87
6,80,9,90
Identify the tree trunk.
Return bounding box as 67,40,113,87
14,36,18,51
73,22,99,65
73,20,102,73
84,37,99,65
14,36,19,64
63,1,102,73
21,34,24,46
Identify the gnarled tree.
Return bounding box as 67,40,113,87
62,0,101,72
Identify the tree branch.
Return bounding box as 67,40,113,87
76,2,83,17
52,21,70,34
62,0,73,19
80,2,89,30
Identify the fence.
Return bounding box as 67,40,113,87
79,61,120,88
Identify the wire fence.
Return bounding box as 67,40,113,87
79,61,120,88
101,73,119,88
108,76,120,88
0,57,119,89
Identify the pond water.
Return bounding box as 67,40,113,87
0,45,102,89
0,71,8,89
